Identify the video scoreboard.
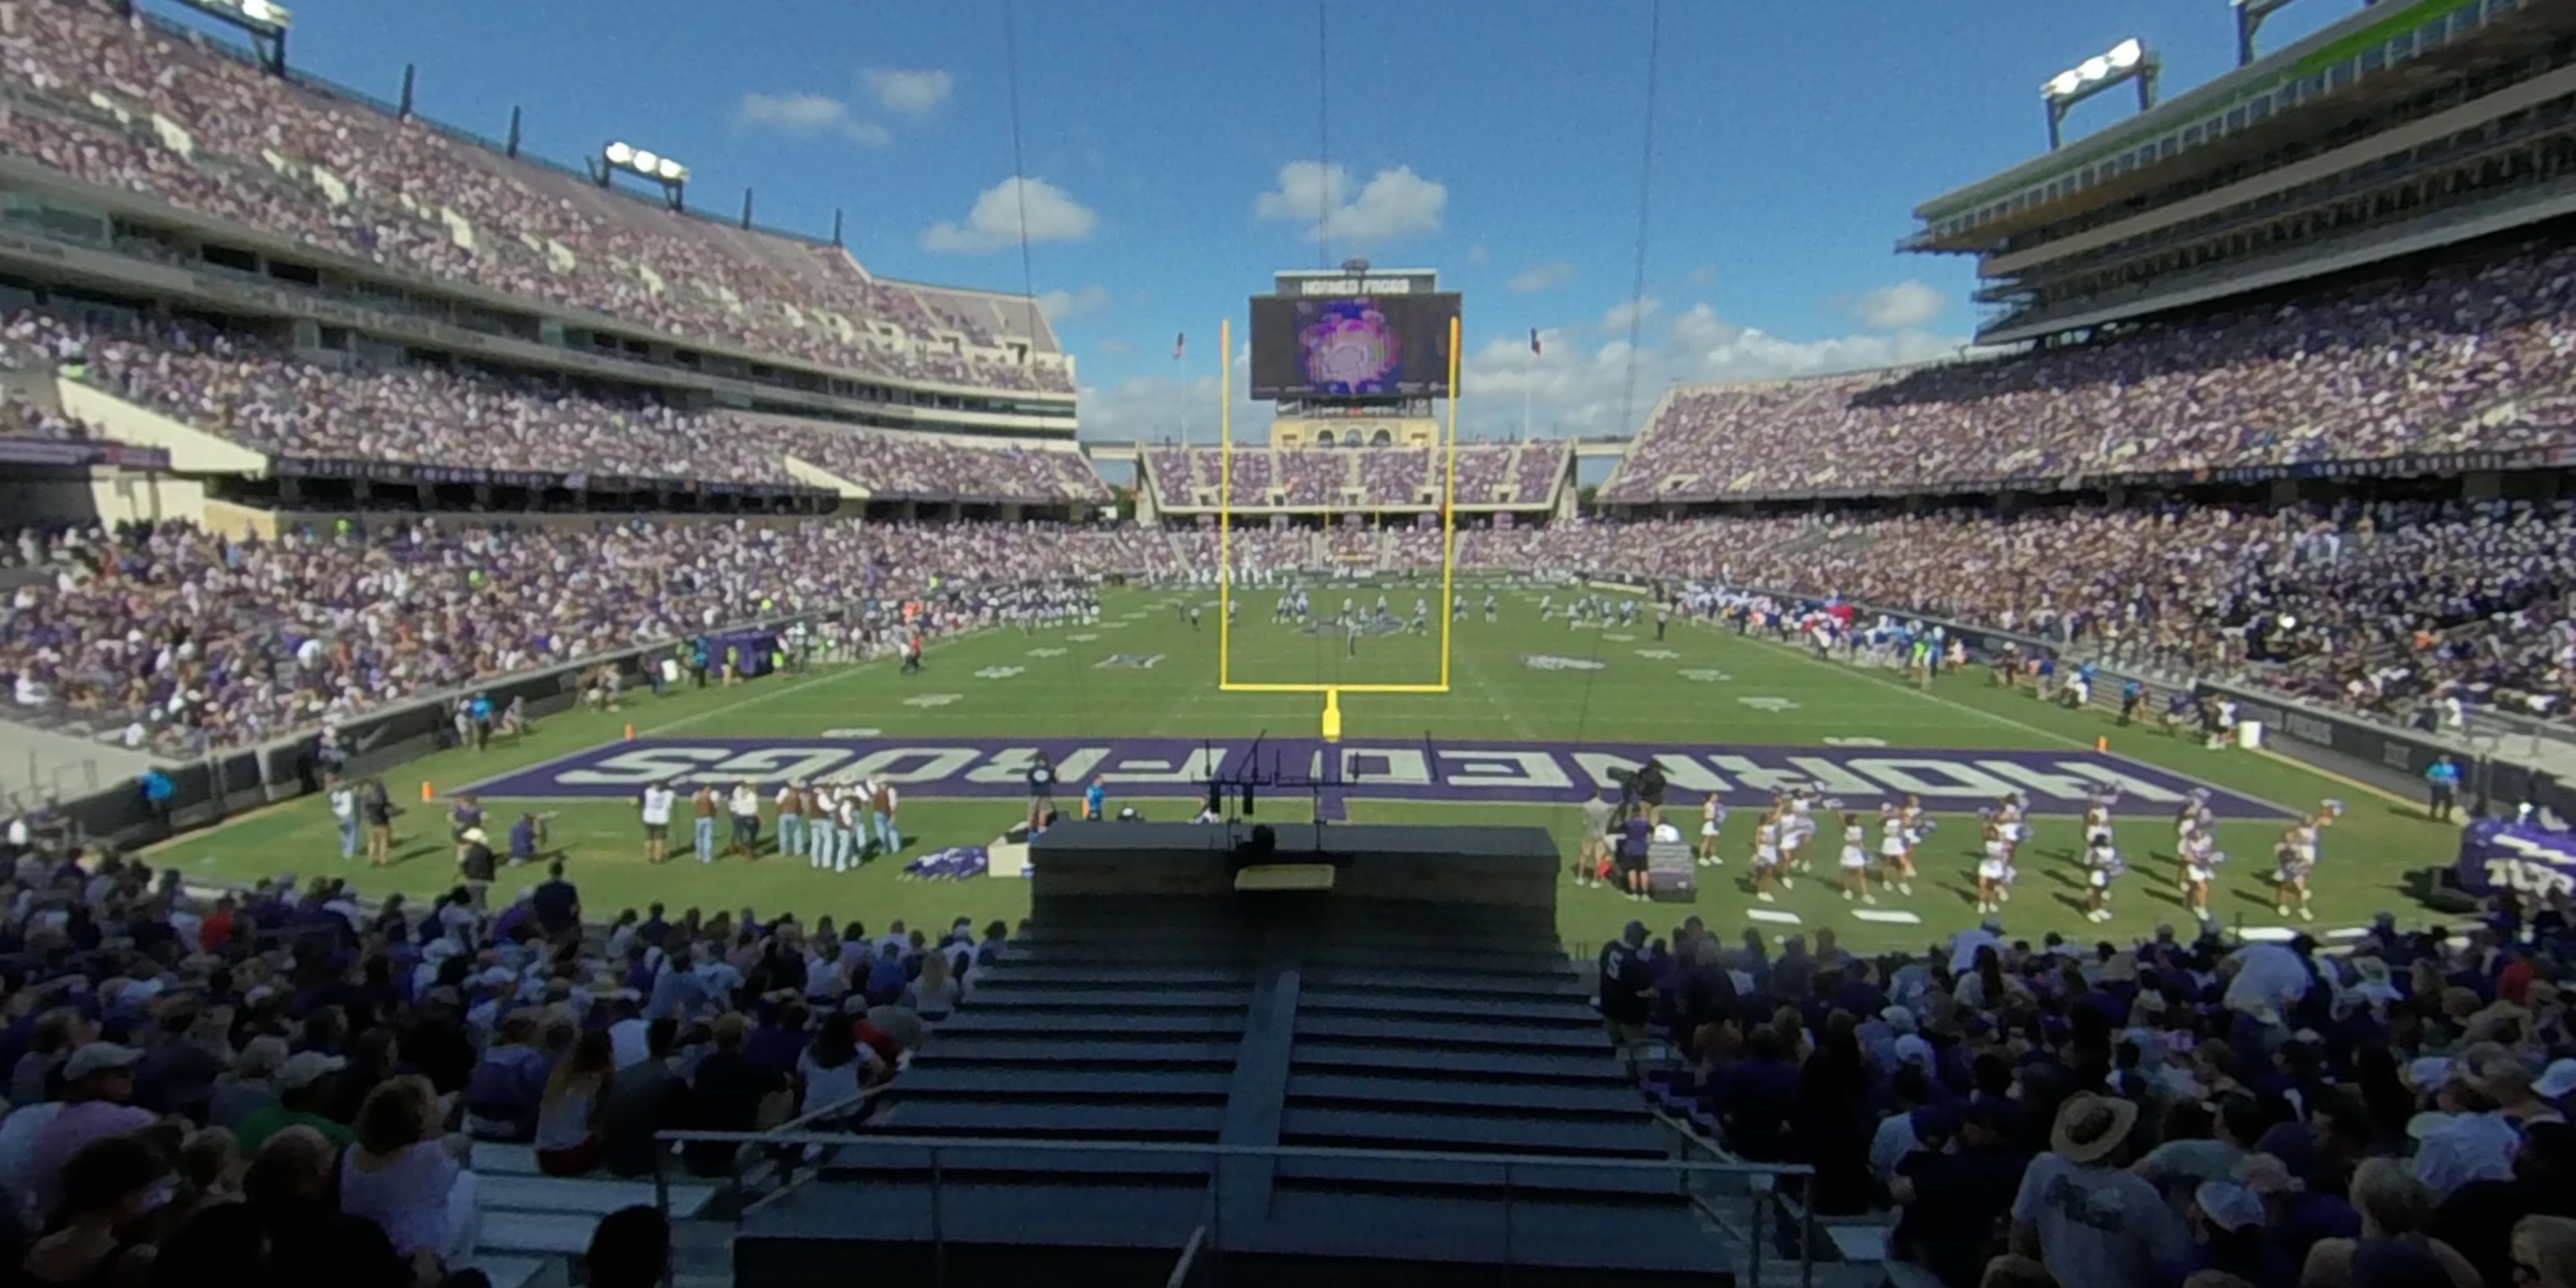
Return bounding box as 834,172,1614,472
1249,262,1461,402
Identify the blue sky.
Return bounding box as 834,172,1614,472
237,0,2360,442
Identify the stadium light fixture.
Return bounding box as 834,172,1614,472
170,0,290,74
2040,36,2161,150
2232,0,2362,67
598,140,689,212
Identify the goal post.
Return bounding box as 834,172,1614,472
1215,313,1463,740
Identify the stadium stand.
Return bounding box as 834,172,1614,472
0,0,1071,397
1605,239,2576,503
1139,443,1568,513
0,519,1168,755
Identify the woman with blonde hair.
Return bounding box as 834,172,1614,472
2300,1158,2477,1287
901,947,964,1023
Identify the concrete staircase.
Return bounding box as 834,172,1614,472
469,1144,724,1288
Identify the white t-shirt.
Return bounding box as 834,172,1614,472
641,788,676,825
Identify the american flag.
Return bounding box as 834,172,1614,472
1530,328,1542,355
1173,332,1185,361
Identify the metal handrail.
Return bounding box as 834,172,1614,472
649,1128,1813,1174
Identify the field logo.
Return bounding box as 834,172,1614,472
1679,669,1731,683
974,667,1024,680
1604,633,1637,642
1738,697,1799,712
1635,648,1678,660
1069,633,1100,642
1027,647,1067,658
902,693,963,708
1523,654,1607,672
1824,736,1889,747
1096,654,1166,669
819,727,883,738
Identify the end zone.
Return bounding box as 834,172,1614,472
464,736,2289,818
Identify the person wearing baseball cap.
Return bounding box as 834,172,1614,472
24,1043,152,1220
234,1052,353,1154
2008,1093,2187,1288
2159,1180,2293,1285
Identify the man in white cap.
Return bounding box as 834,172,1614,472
2009,1092,2186,1288
25,1042,152,1218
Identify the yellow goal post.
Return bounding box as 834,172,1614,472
1214,313,1464,741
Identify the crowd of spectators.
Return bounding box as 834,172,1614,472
1,517,1169,754
1143,443,1569,510
2,312,1106,504
1607,894,2576,1288
1423,503,2576,729
0,819,980,1286
0,0,1072,397
1607,238,2576,503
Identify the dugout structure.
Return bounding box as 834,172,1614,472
1212,312,1466,741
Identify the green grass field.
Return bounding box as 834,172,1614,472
147,583,2463,955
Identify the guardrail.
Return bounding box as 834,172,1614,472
647,1129,1818,1287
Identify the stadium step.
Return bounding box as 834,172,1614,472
478,1211,597,1257
475,1256,558,1288
480,1174,720,1220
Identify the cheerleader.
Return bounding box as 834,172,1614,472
1876,803,1916,897
2273,830,2315,922
1696,794,1728,867
1838,812,1874,904
2180,829,2218,921
1783,791,1818,873
2082,788,2118,850
1975,822,2010,915
1992,795,2028,902
1751,813,1791,902
2084,836,2126,924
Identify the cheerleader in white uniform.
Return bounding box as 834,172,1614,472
1975,822,2010,915
1751,813,1790,902
2180,829,2218,921
1877,804,1915,897
1992,796,2027,903
1696,794,1728,867
2273,828,2316,921
1837,812,1875,904
2082,789,2118,850
1783,791,1818,873
2084,837,2126,923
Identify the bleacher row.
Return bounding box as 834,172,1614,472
7,310,1104,504
1607,237,2576,502
1143,442,1569,509
0,0,1070,396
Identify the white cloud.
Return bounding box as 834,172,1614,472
862,68,953,116
920,177,1099,253
1096,338,1131,356
1507,261,1574,293
1601,297,1661,332
1686,264,1717,286
1076,346,1263,443
1853,280,1946,330
1458,300,1968,439
1253,161,1447,244
732,92,891,147
1035,284,1110,321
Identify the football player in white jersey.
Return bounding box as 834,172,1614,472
1696,794,1727,867
1836,812,1874,904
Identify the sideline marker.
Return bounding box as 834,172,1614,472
419,781,433,802
625,723,636,741
2096,736,2108,752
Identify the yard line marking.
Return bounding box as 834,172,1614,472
1851,908,1924,924
1746,908,1802,924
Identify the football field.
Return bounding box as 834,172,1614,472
153,583,2462,955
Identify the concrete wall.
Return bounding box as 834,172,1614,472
53,380,267,475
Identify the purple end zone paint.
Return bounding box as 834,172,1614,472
471,737,2287,819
